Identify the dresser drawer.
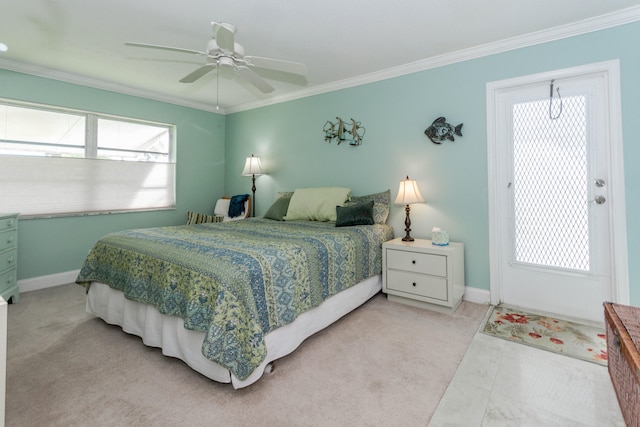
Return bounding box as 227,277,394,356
0,217,16,231
0,230,16,253
386,270,448,301
0,250,16,273
0,268,16,290
386,249,447,277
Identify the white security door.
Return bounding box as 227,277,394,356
488,63,628,323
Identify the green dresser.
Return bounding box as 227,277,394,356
0,214,19,303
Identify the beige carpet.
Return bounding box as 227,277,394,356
6,284,487,426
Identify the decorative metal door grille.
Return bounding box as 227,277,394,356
512,95,590,272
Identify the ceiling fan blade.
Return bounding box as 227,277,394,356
244,56,308,76
212,22,235,53
179,64,217,83
125,42,205,56
236,66,274,93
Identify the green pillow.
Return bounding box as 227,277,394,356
283,187,351,222
264,196,291,221
335,200,375,227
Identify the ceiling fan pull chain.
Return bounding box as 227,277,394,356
216,69,220,110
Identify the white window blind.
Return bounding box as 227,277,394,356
0,100,175,217
0,156,175,217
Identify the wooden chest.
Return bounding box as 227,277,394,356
604,302,640,427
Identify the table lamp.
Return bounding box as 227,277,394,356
241,154,265,217
394,176,424,241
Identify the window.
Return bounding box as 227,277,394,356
0,100,176,217
0,104,86,158
96,118,171,162
512,95,589,271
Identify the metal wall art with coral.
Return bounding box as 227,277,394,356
424,116,463,144
323,117,365,146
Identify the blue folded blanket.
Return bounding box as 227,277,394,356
228,194,249,218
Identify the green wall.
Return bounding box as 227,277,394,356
5,21,640,304
224,22,640,302
0,69,225,279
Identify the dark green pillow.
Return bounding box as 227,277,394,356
347,189,391,224
264,196,291,221
335,200,375,227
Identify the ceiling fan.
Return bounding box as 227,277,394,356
125,22,308,94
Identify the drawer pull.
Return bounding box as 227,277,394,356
412,282,417,287
7,236,13,244
7,256,13,264
412,260,416,264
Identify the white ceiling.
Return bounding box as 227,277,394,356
1,1,640,114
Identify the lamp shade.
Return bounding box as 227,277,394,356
394,176,425,205
241,155,264,176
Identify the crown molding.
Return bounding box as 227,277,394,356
0,58,226,114
225,5,640,114
1,5,639,116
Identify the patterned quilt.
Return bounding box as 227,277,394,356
76,218,394,380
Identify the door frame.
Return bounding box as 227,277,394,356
486,60,629,310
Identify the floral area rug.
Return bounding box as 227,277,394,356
481,305,607,366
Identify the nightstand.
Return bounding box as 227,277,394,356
0,213,19,303
382,237,464,314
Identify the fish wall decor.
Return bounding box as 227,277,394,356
424,117,463,144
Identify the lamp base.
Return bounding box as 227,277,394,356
251,174,257,217
402,204,414,242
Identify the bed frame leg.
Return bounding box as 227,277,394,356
265,362,275,374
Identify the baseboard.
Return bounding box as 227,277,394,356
463,286,491,305
18,271,493,306
18,270,80,293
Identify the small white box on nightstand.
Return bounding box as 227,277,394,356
382,237,465,314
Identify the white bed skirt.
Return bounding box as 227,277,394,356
86,275,382,388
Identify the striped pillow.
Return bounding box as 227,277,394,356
186,211,223,225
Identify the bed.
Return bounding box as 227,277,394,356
77,191,393,388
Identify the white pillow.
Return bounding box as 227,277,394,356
283,187,351,222
214,198,248,221
214,199,230,217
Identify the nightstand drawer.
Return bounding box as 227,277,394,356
386,270,448,301
0,230,16,253
0,250,16,272
386,249,447,277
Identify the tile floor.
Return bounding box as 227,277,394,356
429,331,625,426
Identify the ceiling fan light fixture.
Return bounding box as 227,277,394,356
218,56,235,67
